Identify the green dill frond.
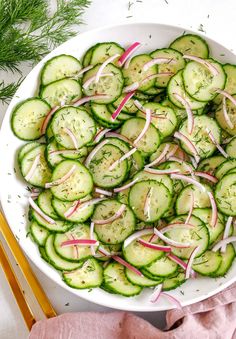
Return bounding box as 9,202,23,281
0,79,23,104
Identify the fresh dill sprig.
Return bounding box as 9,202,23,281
0,79,23,104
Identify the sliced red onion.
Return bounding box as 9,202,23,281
75,197,107,212
66,233,79,260
138,239,171,252
161,292,182,309
109,148,137,171
160,223,195,234
93,128,111,143
123,229,154,249
93,204,126,225
212,236,236,252
112,255,143,276
113,178,138,193
133,108,151,145
174,132,200,163
167,253,187,270
83,73,114,89
194,171,218,184
206,128,228,158
144,168,180,175
214,89,236,105
190,156,198,169
41,106,59,135
133,100,152,114
222,96,234,129
168,156,193,174
185,246,199,279
171,173,206,192
123,82,139,93
173,93,194,134
148,233,158,242
64,200,81,218
29,197,55,224
167,145,180,159
25,154,40,181
98,247,111,257
76,65,93,77
95,188,112,197
154,228,191,248
144,187,153,220
118,42,141,67
111,91,135,121
145,144,170,168
185,191,194,224
84,139,110,167
221,216,233,252
45,165,76,188
61,239,99,247
64,127,78,149
150,284,163,303
95,53,120,83
105,132,133,146
183,55,219,76
141,72,174,86
143,58,176,72
90,222,96,256
73,94,110,107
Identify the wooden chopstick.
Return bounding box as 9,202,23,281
0,212,57,320
0,241,36,330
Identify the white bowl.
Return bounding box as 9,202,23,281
0,23,235,312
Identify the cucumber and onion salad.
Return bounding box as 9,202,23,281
11,34,236,306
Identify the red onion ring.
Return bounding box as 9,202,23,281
173,93,194,134
45,165,76,189
93,204,126,225
111,91,136,121
138,239,171,252
183,55,219,76
109,148,137,171
112,255,143,276
185,246,199,279
29,197,56,224
95,53,120,83
25,154,40,181
118,42,141,67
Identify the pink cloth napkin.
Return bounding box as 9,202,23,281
29,283,236,339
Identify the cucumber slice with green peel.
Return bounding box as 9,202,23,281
113,94,139,114
96,243,122,261
41,55,82,86
45,121,54,142
175,184,212,215
144,255,178,278
54,224,98,262
31,208,72,232
215,173,236,216
62,258,103,289
133,91,152,101
168,71,206,110
89,42,124,66
123,54,158,92
166,215,209,259
129,180,172,222
120,117,160,156
117,184,130,205
132,170,173,195
20,145,52,188
212,244,235,277
137,103,177,138
215,159,236,179
59,145,88,160
169,34,209,58
83,64,124,104
192,250,222,276
162,271,186,291
103,262,142,296
37,190,59,219
50,160,93,202
162,98,188,121
197,155,226,174
141,269,165,281
51,106,96,149
93,199,135,244
82,46,94,67
18,142,41,162
39,246,50,263
183,59,226,102
30,221,49,246
52,194,94,223
125,268,161,287
40,78,82,107
130,150,144,176
123,235,165,267
150,48,185,87
192,208,225,245
142,87,165,96
91,103,121,128
213,64,236,106
11,98,51,141
106,137,132,170
226,137,236,158
179,115,221,159
215,94,236,136
45,235,83,271
45,138,64,168
88,144,128,188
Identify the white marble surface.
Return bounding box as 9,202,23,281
1,0,236,338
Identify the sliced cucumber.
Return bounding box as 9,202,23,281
144,255,178,278
215,159,236,179
37,190,59,219
91,103,121,128
162,271,186,291
30,221,49,246
93,200,135,244
82,46,94,67
215,173,236,216
212,244,235,277
129,180,172,222
215,94,236,136
198,155,226,174
18,142,41,162
169,34,209,58
90,42,124,65
63,258,103,289
113,94,139,114
130,150,144,176
125,268,161,287
132,170,173,195
31,208,72,232
11,98,50,140
192,250,222,276
41,55,82,86
41,78,82,107
45,138,64,168
103,262,142,296
226,137,236,158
